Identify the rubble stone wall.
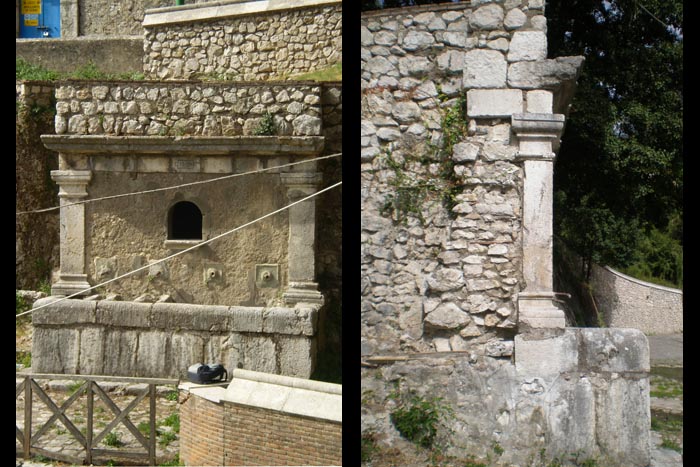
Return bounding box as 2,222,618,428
31,298,318,379
143,1,342,80
53,81,324,137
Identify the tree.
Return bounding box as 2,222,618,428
547,0,682,284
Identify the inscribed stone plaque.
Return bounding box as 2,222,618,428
173,158,201,173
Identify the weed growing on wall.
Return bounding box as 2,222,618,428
253,112,277,136
388,386,453,449
380,92,467,225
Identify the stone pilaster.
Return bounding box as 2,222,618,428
50,170,92,296
280,171,324,307
512,113,565,330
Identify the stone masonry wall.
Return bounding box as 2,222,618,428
16,82,60,289
361,2,650,465
31,298,318,379
77,0,174,36
590,265,683,334
143,2,342,80
361,0,552,358
54,81,324,137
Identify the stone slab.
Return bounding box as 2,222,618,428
467,89,523,117
32,297,96,325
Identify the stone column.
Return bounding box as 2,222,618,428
280,171,324,306
60,0,79,38
512,113,565,330
50,170,92,296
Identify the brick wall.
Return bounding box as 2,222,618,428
180,391,342,466
179,392,225,466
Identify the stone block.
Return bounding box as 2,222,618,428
138,156,170,173
470,4,504,30
526,90,553,113
241,335,277,374
425,303,470,329
103,329,139,376
262,307,303,335
205,333,242,377
79,327,104,375
32,298,97,325
170,332,205,378
231,306,264,332
578,328,650,373
463,49,507,88
515,332,578,378
507,57,584,89
97,300,152,328
467,89,523,117
504,8,527,29
508,31,547,62
151,303,232,331
32,327,80,374
402,30,435,51
136,331,167,377
201,156,233,173
277,336,315,378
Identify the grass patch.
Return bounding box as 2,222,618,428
138,421,151,437
290,62,342,81
17,58,60,81
650,377,683,398
16,351,31,368
104,431,123,447
159,430,177,447
17,57,145,82
165,390,178,402
162,413,180,433
361,432,378,463
389,388,453,450
651,415,682,432
661,436,682,453
159,454,183,466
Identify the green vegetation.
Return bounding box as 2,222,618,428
16,351,31,368
548,0,683,288
650,376,683,398
17,57,146,82
290,62,342,81
361,432,378,463
165,390,179,402
252,111,277,136
159,454,184,466
162,413,180,433
389,387,453,449
16,293,31,315
104,431,124,447
159,430,177,448
660,437,682,453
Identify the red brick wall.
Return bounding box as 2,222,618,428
180,392,342,466
179,392,225,466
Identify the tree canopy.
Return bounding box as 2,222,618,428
547,0,683,286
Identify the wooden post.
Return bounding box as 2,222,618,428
86,380,93,465
23,375,31,459
149,384,156,466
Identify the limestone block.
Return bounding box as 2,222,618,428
365,56,395,75
32,327,80,374
427,268,464,292
425,303,470,330
392,101,421,124
201,156,233,173
262,307,302,335
138,156,170,172
467,89,523,117
231,306,264,332
79,327,104,374
102,329,139,376
515,332,579,378
578,328,650,373
526,90,553,113
136,331,167,377
470,4,504,30
170,332,205,378
437,50,464,74
361,26,373,46
508,57,583,91
508,31,547,62
486,338,514,357
504,8,527,29
398,56,432,77
292,115,322,135
241,335,277,374
278,336,315,378
151,303,232,331
443,32,467,48
32,298,96,325
463,49,507,88
205,333,242,377
96,300,152,328
403,30,435,51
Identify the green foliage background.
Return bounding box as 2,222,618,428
547,0,683,288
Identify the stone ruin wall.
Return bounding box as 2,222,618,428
143,1,342,81
54,81,325,137
361,2,650,465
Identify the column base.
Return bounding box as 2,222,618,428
518,291,566,331
283,282,324,306
51,274,91,297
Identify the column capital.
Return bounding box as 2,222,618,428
512,113,565,160
51,170,92,199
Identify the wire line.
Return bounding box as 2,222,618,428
16,153,341,215
18,180,342,318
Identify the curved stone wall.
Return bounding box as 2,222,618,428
590,265,683,334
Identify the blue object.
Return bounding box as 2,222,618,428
19,0,61,39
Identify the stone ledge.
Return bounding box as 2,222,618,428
41,135,326,156
144,0,341,27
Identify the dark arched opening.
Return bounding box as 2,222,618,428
168,201,203,240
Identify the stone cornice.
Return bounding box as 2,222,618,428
41,135,325,157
